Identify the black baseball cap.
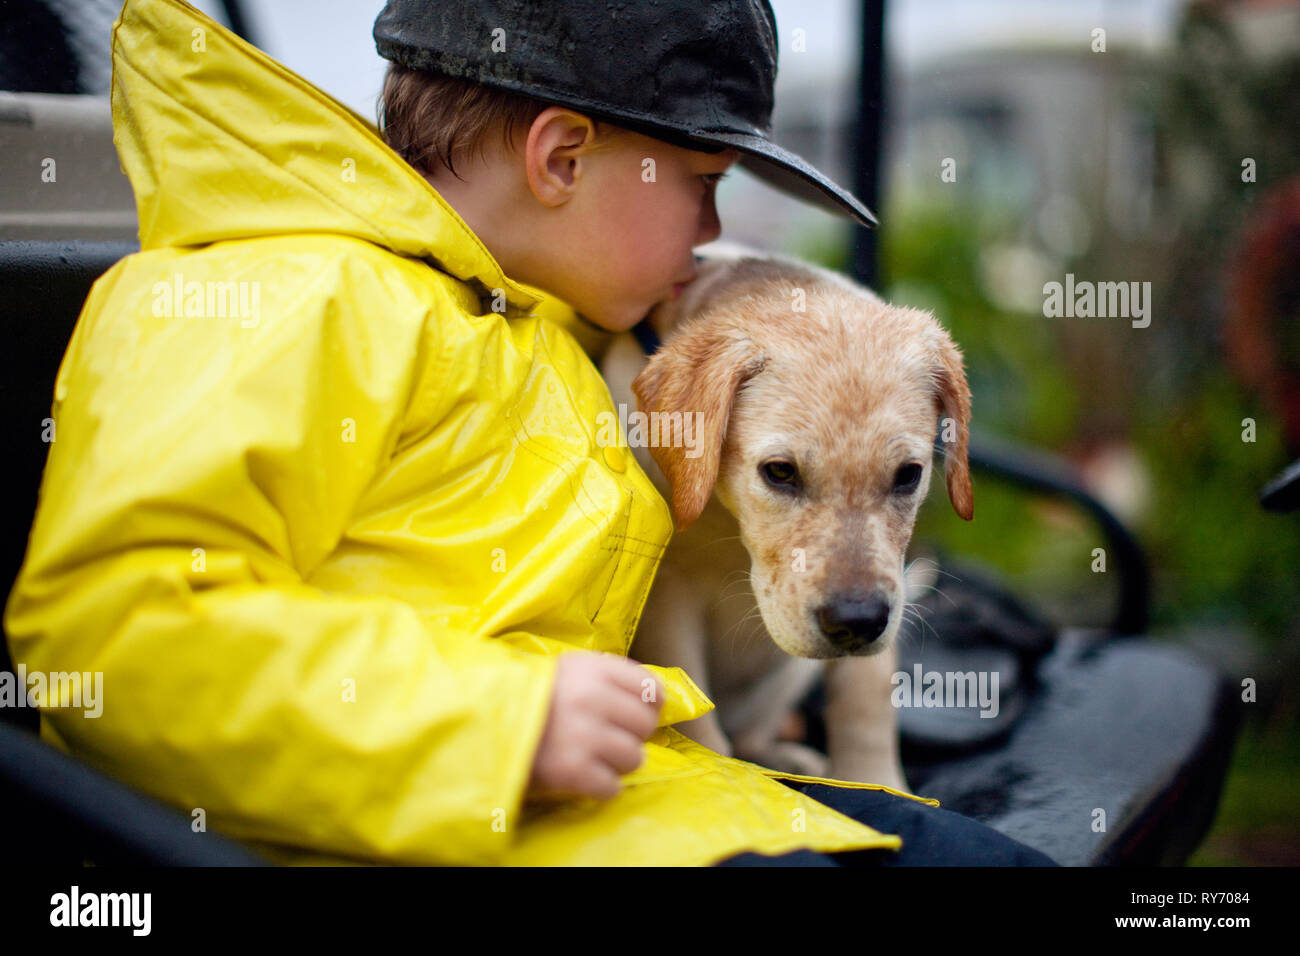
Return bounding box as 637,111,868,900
373,0,878,228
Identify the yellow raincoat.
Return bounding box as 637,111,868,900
4,0,936,865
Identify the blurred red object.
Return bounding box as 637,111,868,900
1223,177,1300,455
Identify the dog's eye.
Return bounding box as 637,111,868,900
761,460,800,489
892,463,923,494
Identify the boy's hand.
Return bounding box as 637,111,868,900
526,652,665,802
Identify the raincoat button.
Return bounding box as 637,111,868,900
603,445,626,472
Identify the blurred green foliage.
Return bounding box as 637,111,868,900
794,0,1300,865
796,0,1300,648
809,210,1300,643
1189,716,1300,866
1137,377,1300,642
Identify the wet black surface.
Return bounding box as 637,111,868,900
802,628,1241,865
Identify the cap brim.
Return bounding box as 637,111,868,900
690,131,878,229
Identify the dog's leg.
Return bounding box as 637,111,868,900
674,710,735,758
823,643,910,793
820,562,935,790
729,657,830,777
744,740,833,777
630,564,734,758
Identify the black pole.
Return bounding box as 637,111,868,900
218,0,257,46
850,0,886,289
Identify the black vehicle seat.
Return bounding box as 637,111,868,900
0,240,1243,867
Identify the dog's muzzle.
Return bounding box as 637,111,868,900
815,591,892,651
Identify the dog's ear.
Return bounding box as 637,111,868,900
932,330,974,521
631,321,765,532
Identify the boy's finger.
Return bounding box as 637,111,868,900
631,671,666,713
595,724,647,776
646,676,665,711
599,655,658,697
602,683,662,739
576,762,623,801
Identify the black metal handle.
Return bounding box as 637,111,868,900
1260,458,1300,512
966,433,1152,635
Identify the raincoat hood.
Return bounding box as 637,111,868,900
4,0,933,866
114,0,613,354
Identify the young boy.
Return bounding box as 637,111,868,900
4,0,1054,865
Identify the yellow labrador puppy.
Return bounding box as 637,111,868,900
601,248,972,792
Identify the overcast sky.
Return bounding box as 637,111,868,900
189,0,1189,122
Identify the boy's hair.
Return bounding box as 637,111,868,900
379,63,632,181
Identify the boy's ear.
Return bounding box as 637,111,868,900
932,329,973,521
631,320,765,532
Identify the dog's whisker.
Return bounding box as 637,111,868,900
904,581,962,612
722,602,767,654
903,599,935,625
912,614,940,648
714,568,754,592
730,604,765,636
894,623,922,658
928,586,962,611
714,576,756,603
901,601,940,648
713,591,757,617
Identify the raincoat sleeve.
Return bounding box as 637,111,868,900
3,247,561,866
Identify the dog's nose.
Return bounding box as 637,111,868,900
816,593,892,649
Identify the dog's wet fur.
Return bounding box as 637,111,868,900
602,249,972,788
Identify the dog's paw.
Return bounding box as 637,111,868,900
743,741,832,778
